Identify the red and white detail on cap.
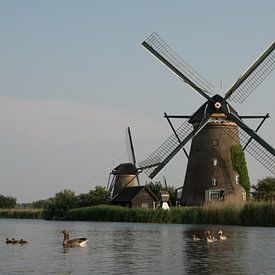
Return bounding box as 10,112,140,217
214,102,222,109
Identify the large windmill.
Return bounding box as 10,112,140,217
138,32,275,206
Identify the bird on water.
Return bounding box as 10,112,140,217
61,230,88,248
218,230,227,240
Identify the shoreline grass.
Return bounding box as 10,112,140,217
1,201,275,227
0,208,43,219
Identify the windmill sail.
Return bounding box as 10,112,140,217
224,42,275,104
139,115,211,179
222,120,275,175
142,32,214,100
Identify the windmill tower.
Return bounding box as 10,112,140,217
107,127,140,198
138,32,275,206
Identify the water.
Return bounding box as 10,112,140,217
0,219,274,274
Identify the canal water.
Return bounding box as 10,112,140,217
0,219,274,274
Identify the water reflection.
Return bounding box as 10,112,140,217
1,219,275,274
183,227,245,275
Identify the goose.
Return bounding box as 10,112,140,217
205,231,216,243
218,230,227,240
192,234,200,241
19,239,28,245
61,230,88,248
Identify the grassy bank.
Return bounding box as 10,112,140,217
1,201,275,226
0,208,43,219
65,201,275,226
65,205,241,225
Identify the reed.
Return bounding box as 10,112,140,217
240,201,275,226
0,208,43,219
2,201,275,227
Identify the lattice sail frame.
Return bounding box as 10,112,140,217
226,42,275,104
138,119,193,176
143,32,214,94
223,125,275,174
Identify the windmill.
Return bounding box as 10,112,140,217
138,32,275,205
107,127,141,198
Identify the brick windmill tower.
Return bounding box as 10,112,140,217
138,32,275,206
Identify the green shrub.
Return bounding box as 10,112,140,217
230,144,250,196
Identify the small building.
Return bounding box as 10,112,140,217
111,186,158,209
160,191,170,210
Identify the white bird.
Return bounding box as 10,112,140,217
218,230,227,240
205,231,217,243
192,234,200,241
61,230,88,248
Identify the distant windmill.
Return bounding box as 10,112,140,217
107,127,140,198
138,32,275,205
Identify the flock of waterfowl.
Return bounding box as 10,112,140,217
6,229,225,248
6,238,28,245
5,230,88,248
192,230,227,243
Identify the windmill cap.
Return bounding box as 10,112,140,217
113,163,139,175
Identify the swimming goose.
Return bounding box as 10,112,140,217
218,230,227,240
205,231,216,243
192,234,200,241
19,239,28,245
61,230,88,248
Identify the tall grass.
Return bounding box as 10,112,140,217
0,208,43,219
65,201,275,226
1,201,275,227
240,201,275,226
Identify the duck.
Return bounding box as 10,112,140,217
11,238,19,244
61,230,88,248
19,239,28,245
6,238,12,244
192,234,200,241
218,230,227,240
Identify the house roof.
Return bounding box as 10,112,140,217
111,186,158,203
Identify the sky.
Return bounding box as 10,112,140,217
0,0,275,203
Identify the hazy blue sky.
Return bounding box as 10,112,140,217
1,0,275,202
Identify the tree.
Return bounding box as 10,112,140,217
31,198,53,209
0,194,17,208
78,186,111,207
44,189,78,219
252,177,275,201
147,181,176,205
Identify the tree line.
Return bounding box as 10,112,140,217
1,177,275,212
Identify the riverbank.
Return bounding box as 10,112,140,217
1,201,275,226
0,208,43,219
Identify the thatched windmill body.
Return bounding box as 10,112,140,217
107,127,140,198
138,32,275,206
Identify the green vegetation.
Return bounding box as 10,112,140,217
0,194,17,208
147,180,176,205
63,205,236,224
0,208,43,219
252,177,275,201
230,144,250,196
1,202,275,226
2,178,275,226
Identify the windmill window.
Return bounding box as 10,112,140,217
213,158,218,167
212,139,219,146
212,178,218,186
